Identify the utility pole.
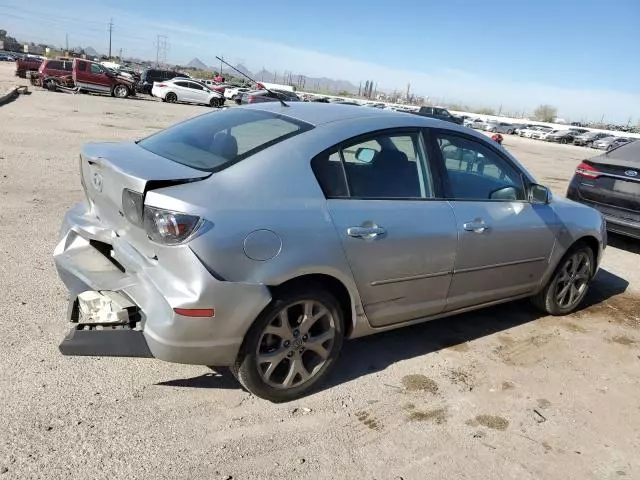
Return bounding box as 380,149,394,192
155,35,168,66
358,81,362,96
219,55,223,76
65,33,69,52
119,48,123,62
108,18,113,58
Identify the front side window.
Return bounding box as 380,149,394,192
188,82,204,90
311,131,434,199
436,133,525,201
138,109,312,172
90,64,104,74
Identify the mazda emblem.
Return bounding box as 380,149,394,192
624,170,638,177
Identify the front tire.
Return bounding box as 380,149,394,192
232,287,345,402
560,138,568,144
113,84,129,98
531,242,595,315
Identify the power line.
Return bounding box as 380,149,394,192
155,35,169,66
107,18,113,58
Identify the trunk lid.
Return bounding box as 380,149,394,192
577,154,640,218
81,142,210,256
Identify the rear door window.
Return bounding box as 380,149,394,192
77,61,86,72
138,109,313,172
47,61,63,70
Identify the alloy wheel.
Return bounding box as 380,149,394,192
114,85,128,98
256,300,336,389
554,251,591,309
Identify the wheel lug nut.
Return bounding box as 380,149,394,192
287,352,294,357
302,335,308,341
299,348,304,353
284,341,290,347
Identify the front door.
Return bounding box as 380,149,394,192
432,131,558,311
312,129,458,327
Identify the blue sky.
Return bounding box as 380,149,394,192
2,0,639,122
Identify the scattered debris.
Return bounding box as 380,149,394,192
298,458,306,465
533,409,547,423
1,467,8,474
536,398,551,409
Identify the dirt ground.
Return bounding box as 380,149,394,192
1,62,639,480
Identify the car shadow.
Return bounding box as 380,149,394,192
607,232,640,255
155,268,629,397
321,267,629,394
156,370,239,390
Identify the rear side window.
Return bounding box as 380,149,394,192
77,61,86,72
47,61,63,70
138,109,313,172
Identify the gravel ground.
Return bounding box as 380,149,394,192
1,62,639,480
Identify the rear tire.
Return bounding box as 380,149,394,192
165,92,177,103
507,129,514,135
231,287,345,402
560,138,568,144
209,97,223,108
531,242,595,316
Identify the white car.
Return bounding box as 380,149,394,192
151,78,225,107
531,128,559,140
521,126,552,138
224,86,251,100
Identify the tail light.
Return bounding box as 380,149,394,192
122,189,144,226
143,206,202,245
575,161,600,179
248,95,256,103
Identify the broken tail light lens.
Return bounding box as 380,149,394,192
575,162,600,179
122,189,144,227
143,206,202,245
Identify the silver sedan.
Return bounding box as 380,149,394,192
55,103,606,402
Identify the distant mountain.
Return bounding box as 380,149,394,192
233,65,358,93
187,57,208,70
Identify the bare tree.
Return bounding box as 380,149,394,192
534,104,557,122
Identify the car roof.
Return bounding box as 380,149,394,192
243,101,444,127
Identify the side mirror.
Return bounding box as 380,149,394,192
489,186,518,201
529,184,551,204
355,147,376,163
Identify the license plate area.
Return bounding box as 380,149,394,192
77,290,136,326
613,179,640,195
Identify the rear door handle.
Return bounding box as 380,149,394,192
463,220,489,233
347,225,386,240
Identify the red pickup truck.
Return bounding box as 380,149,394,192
15,56,43,78
72,58,136,98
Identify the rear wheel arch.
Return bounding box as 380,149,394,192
268,273,356,339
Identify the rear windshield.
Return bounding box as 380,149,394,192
606,139,640,160
138,108,313,172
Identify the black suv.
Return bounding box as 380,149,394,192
137,69,186,94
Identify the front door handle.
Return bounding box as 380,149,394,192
347,225,386,240
463,220,489,233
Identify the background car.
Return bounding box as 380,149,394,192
606,137,635,151
593,136,617,150
568,127,590,135
151,78,225,107
236,89,300,104
531,128,559,140
224,86,252,100
573,131,612,147
463,118,486,129
567,140,639,239
546,130,580,144
138,68,186,94
55,103,605,402
485,121,517,134
514,124,534,135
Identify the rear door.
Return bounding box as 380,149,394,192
312,129,458,327
185,81,209,104
172,81,192,102
432,130,558,310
